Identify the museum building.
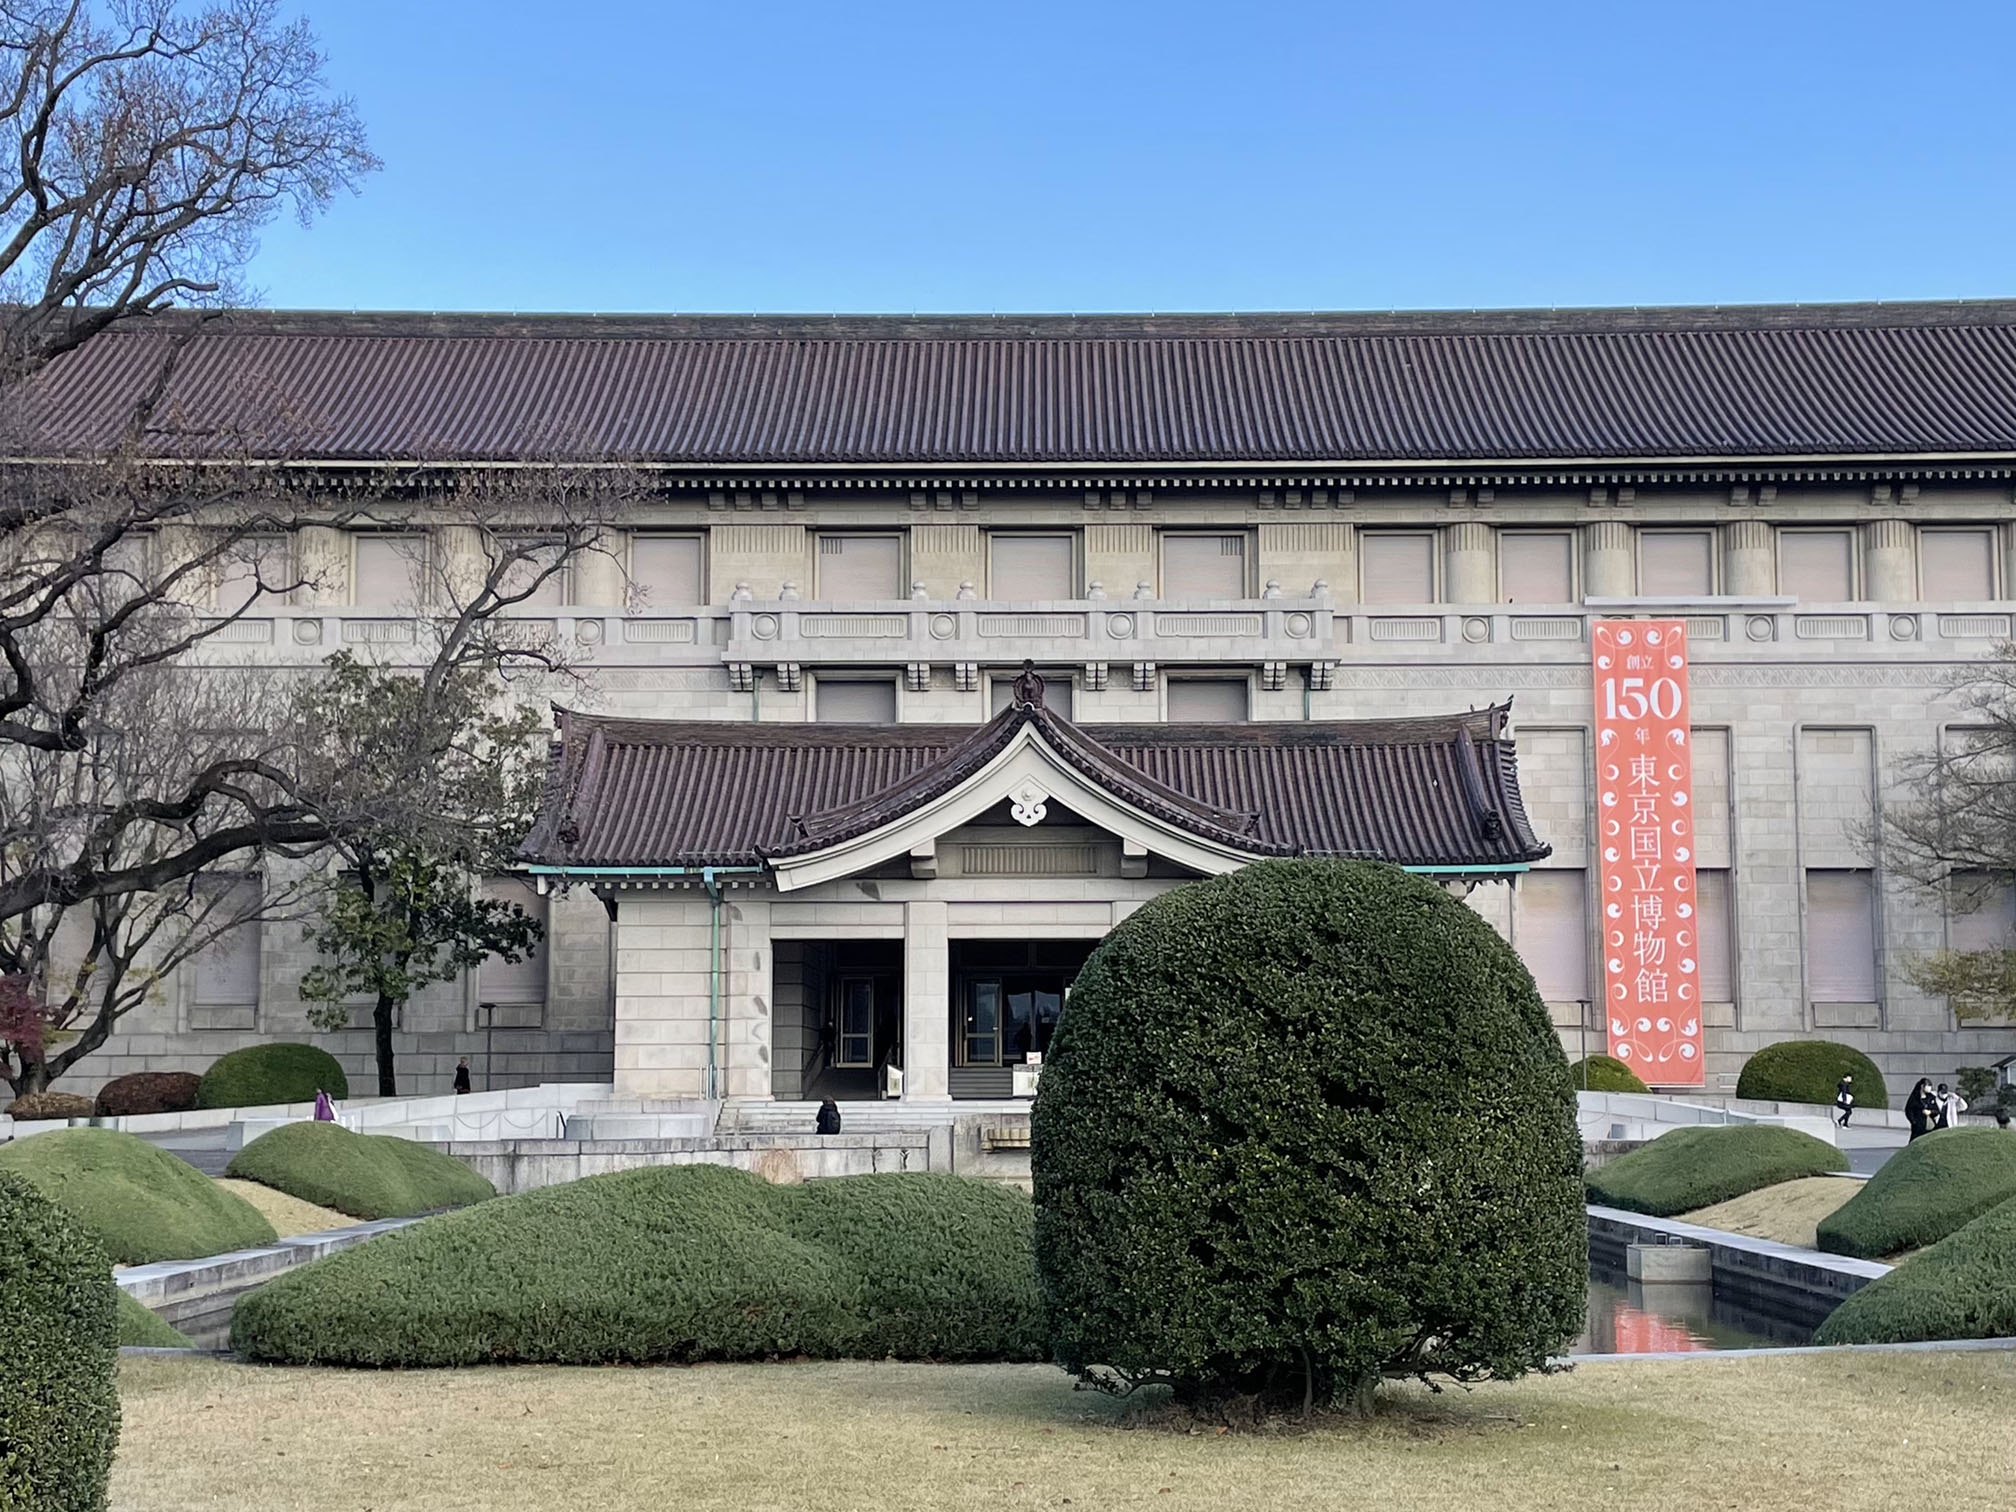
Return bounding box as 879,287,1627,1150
40,299,2016,1102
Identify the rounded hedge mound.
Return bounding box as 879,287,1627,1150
116,1291,193,1349
231,1165,1044,1366
1735,1040,1887,1108
1813,1193,2016,1345
93,1071,203,1118
196,1042,348,1109
226,1120,494,1220
1585,1124,1848,1217
1570,1054,1650,1093
4,1090,95,1120
0,1171,119,1512
1815,1127,2016,1258
1030,859,1586,1412
0,1128,276,1264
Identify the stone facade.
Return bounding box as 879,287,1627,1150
55,474,2016,1104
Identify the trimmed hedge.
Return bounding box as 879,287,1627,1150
232,1165,1045,1367
1031,859,1587,1411
93,1071,203,1118
0,1128,276,1264
226,1120,494,1220
1816,1127,2016,1258
1735,1040,1887,1109
196,1042,349,1109
1570,1054,1650,1093
116,1291,193,1349
0,1171,119,1512
1813,1193,2016,1345
1585,1125,1848,1217
4,1090,95,1120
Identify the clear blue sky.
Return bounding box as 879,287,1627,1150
251,0,2016,315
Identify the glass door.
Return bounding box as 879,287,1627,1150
963,980,1002,1066
836,976,875,1067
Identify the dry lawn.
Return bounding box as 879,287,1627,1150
1681,1176,1859,1249
214,1178,354,1237
114,1350,2016,1512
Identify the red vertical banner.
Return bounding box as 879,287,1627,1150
1591,619,1703,1086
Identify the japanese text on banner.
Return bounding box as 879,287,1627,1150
1591,619,1702,1085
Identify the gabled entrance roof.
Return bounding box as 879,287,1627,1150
520,673,1551,881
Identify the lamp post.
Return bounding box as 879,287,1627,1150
479,1000,497,1092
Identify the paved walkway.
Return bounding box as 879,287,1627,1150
1836,1124,1908,1175
138,1130,232,1176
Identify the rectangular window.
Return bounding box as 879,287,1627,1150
1920,529,1996,601
817,534,902,600
1696,869,1734,1002
214,536,289,613
496,539,568,607
630,534,705,607
1639,530,1715,597
989,534,1076,599
964,980,1002,1066
836,977,875,1068
352,535,428,609
990,674,1073,718
190,879,262,1028
1947,872,2016,954
815,678,898,723
1806,869,1877,1003
1166,677,1248,723
1516,869,1588,1003
1161,533,1247,598
1779,530,1855,602
1498,532,1574,604
477,880,548,1024
1359,532,1437,605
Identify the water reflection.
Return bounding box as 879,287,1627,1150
1576,1262,1817,1354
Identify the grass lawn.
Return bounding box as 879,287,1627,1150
114,1351,2016,1512
1681,1177,1860,1250
213,1178,354,1237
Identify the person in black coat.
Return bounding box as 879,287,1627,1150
1834,1074,1855,1127
1905,1078,1938,1140
815,1098,842,1135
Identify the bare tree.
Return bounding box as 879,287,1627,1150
1872,644,2016,1023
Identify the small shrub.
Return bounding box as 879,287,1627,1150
1816,1127,2016,1258
93,1072,203,1118
232,1164,1044,1367
4,1090,95,1121
1954,1067,1998,1107
226,1120,493,1220
0,1171,120,1512
1031,859,1586,1412
1813,1193,2016,1345
196,1043,348,1109
1585,1125,1848,1217
1735,1040,1887,1109
0,1128,276,1264
116,1291,193,1349
1570,1054,1650,1093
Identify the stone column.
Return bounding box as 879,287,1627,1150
435,524,485,606
296,525,350,606
1582,520,1634,598
911,524,984,599
1444,522,1496,605
1723,520,1776,596
902,900,951,1101
1863,519,1915,603
1256,521,1355,600
723,896,773,1100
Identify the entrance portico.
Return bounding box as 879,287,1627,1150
520,670,1549,1104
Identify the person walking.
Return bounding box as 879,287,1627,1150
1905,1078,1938,1140
1834,1074,1855,1128
815,1098,842,1135
453,1057,472,1095
1936,1082,1966,1129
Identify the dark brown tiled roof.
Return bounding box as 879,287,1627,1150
21,300,2016,466
519,701,1550,873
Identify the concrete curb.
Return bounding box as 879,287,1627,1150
1571,1337,2016,1364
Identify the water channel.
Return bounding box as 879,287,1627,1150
1572,1259,1825,1353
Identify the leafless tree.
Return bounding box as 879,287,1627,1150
1870,645,2016,1023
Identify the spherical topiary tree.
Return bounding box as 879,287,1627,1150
0,1171,120,1511
1569,1054,1649,1093
1031,859,1586,1416
1735,1040,1887,1109
196,1042,349,1108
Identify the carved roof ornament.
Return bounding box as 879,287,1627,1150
1011,661,1046,712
